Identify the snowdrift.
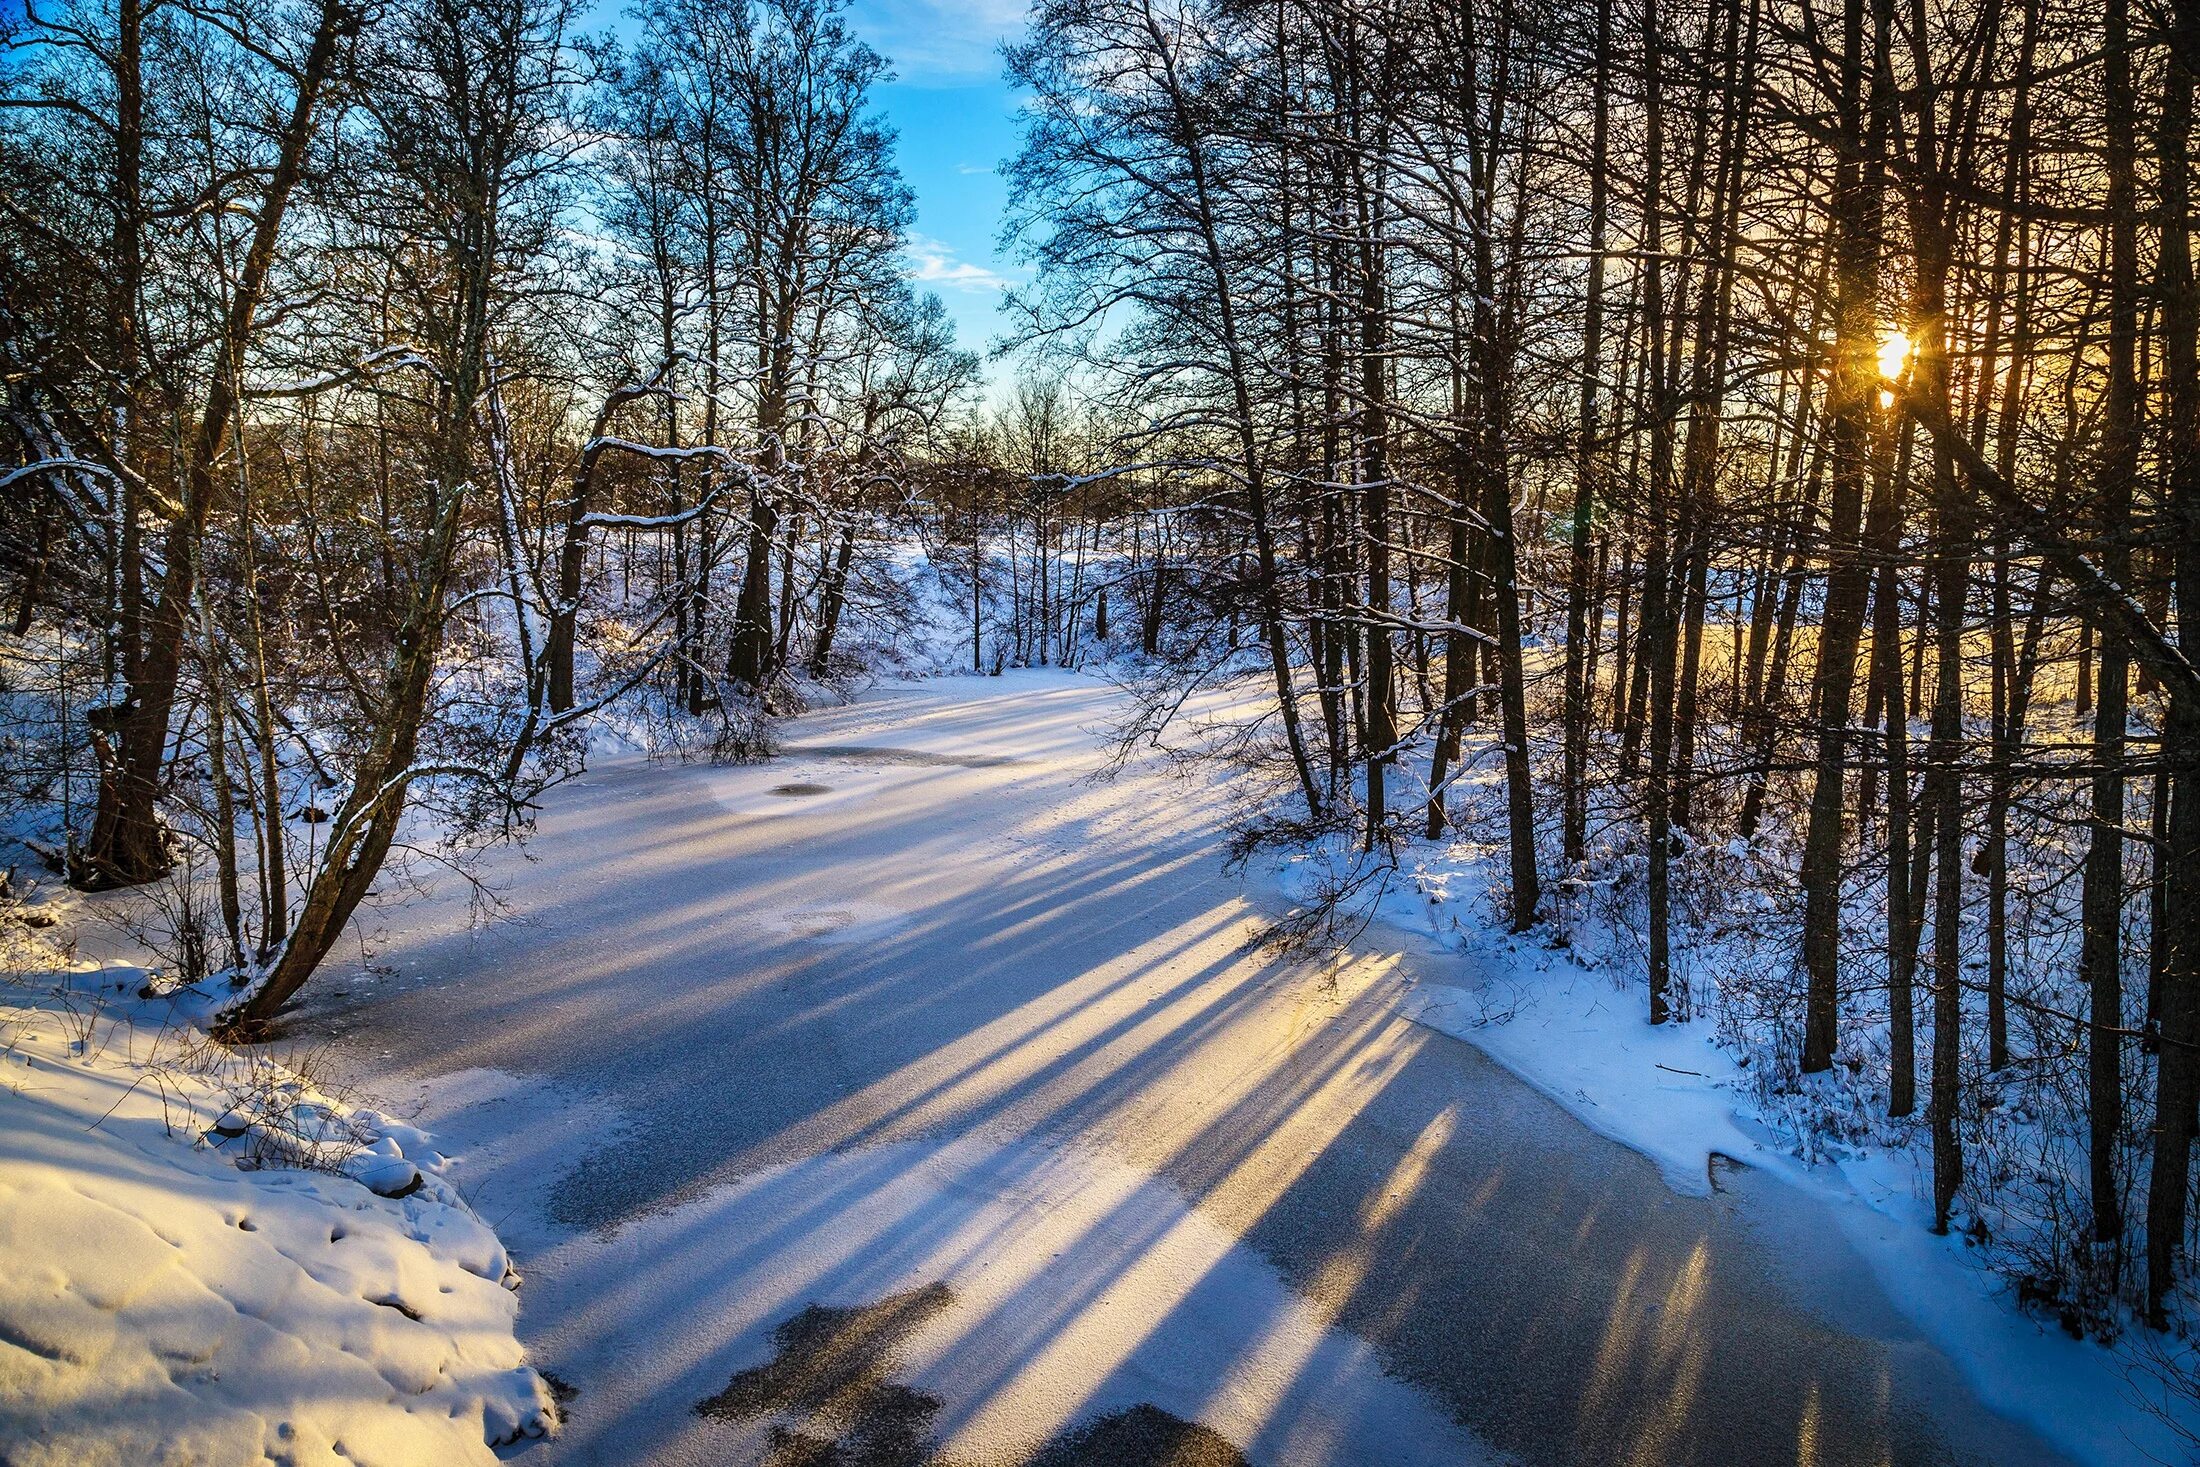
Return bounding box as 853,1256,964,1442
0,964,555,1467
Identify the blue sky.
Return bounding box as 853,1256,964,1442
0,0,1031,385
842,0,1029,378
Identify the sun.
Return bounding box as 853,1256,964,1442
1877,329,1911,380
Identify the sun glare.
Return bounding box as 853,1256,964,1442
1877,329,1911,380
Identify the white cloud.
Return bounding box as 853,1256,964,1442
957,162,996,176
904,232,1018,294
848,0,1027,83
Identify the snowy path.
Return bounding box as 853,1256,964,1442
312,672,2072,1467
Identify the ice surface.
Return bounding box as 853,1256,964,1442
425,1113,1498,1467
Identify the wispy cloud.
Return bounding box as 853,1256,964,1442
849,0,1026,84
904,232,1017,294
956,162,996,176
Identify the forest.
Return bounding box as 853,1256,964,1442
4,0,2200,1460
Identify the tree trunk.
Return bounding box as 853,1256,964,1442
1561,0,1615,868
2082,0,2139,1258
78,0,353,889
2144,0,2200,1327
1798,0,1889,1071
808,522,858,678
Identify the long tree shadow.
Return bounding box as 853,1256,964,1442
310,679,2071,1467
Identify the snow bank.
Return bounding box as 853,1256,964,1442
1264,840,2198,1467
0,966,555,1467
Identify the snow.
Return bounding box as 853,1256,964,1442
496,666,2173,1463
0,966,555,1467
1263,839,2197,1467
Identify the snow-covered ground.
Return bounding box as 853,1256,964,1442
1264,834,2199,1467
0,656,2142,1465
0,959,554,1466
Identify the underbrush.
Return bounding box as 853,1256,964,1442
0,908,432,1196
